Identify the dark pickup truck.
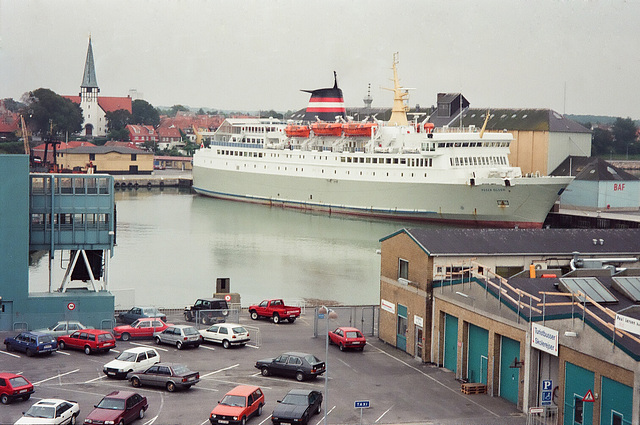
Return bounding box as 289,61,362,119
184,298,229,325
248,299,301,324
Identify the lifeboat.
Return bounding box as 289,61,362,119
285,124,310,138
342,122,378,137
311,122,343,136
424,122,435,133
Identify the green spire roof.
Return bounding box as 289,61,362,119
81,37,98,89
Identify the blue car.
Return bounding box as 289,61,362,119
4,331,57,357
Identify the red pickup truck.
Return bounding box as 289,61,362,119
248,299,301,324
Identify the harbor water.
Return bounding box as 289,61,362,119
28,188,445,309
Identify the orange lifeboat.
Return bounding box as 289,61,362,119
342,122,378,137
424,123,435,133
285,124,310,138
311,122,343,136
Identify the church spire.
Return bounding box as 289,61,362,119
81,36,99,89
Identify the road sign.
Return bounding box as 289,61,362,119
542,380,552,391
224,295,231,302
67,302,76,311
583,390,595,402
541,390,552,405
318,313,325,319
354,400,370,409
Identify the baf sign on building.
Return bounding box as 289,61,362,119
531,323,559,356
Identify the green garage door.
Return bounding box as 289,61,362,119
564,362,594,425
467,324,488,384
600,376,632,425
443,314,458,374
499,336,520,404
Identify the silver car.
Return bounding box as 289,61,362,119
154,325,201,349
35,321,91,338
128,362,199,392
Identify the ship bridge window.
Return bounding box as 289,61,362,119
455,158,460,166
462,142,469,147
400,159,406,165
446,143,453,147
341,157,346,162
360,157,365,163
438,143,446,148
393,158,399,164
372,158,377,164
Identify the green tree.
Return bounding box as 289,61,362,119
132,99,160,126
170,104,190,117
591,127,613,156
183,139,197,156
612,117,638,155
105,109,132,141
2,98,25,112
21,88,83,136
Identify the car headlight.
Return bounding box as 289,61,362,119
105,421,115,425
233,416,238,420
85,420,93,424
210,414,216,419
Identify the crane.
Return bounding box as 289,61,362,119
20,115,30,155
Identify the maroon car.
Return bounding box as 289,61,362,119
84,390,148,425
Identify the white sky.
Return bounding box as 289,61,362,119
1,0,639,118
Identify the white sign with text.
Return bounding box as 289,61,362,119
531,323,558,356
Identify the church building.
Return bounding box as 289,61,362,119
65,37,132,137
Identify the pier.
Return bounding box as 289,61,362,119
112,170,192,189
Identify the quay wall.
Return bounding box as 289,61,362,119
113,174,192,188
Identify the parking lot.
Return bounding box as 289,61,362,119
1,311,525,425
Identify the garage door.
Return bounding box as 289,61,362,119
467,324,488,384
443,314,458,373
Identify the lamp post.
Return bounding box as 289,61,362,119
318,306,337,425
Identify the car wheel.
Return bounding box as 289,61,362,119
339,344,345,352
155,336,161,345
257,404,263,416
166,381,176,392
131,377,141,388
176,341,183,350
26,348,34,357
139,407,145,419
241,416,246,425
0,393,8,404
59,340,66,350
84,346,92,355
121,333,130,341
272,314,280,324
359,346,365,352
22,394,30,401
201,316,209,325
222,340,230,349
261,367,270,377
5,343,11,352
184,312,192,321
70,413,77,425
250,311,258,320
119,420,124,425
316,403,322,414
296,371,305,382
288,317,296,323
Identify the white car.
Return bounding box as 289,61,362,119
103,347,160,379
14,398,80,425
35,321,91,338
199,323,250,348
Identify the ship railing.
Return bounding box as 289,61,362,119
436,125,482,133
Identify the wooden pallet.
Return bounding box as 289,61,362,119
461,382,487,395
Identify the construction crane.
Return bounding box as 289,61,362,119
20,115,30,155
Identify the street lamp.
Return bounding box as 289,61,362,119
318,306,338,425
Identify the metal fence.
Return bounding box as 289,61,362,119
526,406,558,425
312,305,378,337
188,309,241,328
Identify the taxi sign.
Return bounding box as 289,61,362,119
354,400,370,409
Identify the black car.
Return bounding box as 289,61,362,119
118,306,166,324
184,298,229,325
271,389,322,425
255,352,325,382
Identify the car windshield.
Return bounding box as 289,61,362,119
9,376,29,387
98,333,114,342
304,354,321,364
24,405,55,419
183,327,199,336
220,395,245,407
346,331,362,338
116,351,138,362
172,365,190,375
97,397,125,410
130,320,141,327
282,394,308,405
232,327,247,334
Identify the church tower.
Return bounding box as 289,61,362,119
79,37,102,136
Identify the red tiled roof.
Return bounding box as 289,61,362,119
32,141,96,162
158,126,181,138
64,95,81,104
98,97,132,113
0,113,19,133
104,141,143,150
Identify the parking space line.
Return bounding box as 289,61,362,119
315,405,336,425
200,364,239,378
0,350,20,358
375,405,393,422
200,345,216,351
257,414,272,425
131,342,169,352
85,375,107,384
32,369,80,385
55,350,71,356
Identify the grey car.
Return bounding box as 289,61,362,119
128,362,199,392
35,321,92,338
154,325,201,349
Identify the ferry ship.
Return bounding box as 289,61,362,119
192,56,573,228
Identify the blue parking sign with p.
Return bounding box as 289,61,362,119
542,380,552,391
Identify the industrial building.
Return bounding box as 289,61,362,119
378,227,640,424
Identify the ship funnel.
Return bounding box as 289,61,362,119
302,71,346,122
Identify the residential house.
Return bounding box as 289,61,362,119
58,145,153,174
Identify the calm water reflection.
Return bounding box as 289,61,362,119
29,188,448,309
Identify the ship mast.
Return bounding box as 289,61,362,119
384,53,410,126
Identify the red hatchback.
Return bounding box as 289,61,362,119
58,329,116,355
328,326,367,351
83,390,148,425
210,385,264,425
0,372,34,404
113,318,171,341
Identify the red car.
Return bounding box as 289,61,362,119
83,390,148,425
209,385,264,425
58,329,116,355
328,326,366,351
0,372,34,404
113,318,171,341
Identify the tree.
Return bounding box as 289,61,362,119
612,117,638,155
591,127,614,156
21,88,83,136
132,99,160,126
105,109,132,141
2,98,25,112
170,104,190,117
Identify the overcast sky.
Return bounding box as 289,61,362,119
1,0,639,118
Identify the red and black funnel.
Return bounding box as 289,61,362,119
302,71,346,122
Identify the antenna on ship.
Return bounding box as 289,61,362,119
383,52,410,126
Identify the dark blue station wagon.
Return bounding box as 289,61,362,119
4,331,57,356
